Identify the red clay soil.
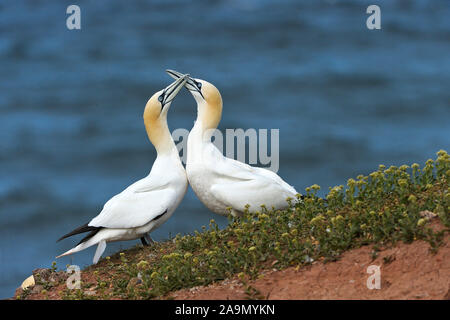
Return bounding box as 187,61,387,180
169,234,450,300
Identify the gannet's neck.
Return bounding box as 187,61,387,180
193,98,222,140
187,119,212,166
145,117,177,157
187,104,222,166
190,119,211,143
187,82,223,166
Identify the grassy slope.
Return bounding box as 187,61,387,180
17,150,449,300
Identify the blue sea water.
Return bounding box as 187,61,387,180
0,0,449,298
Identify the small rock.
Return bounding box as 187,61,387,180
21,275,35,290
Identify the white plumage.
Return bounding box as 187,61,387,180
166,70,298,217
57,75,189,264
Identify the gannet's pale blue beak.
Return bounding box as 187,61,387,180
166,69,204,99
159,74,189,107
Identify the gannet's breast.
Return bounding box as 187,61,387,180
187,163,230,215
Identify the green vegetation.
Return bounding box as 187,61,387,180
25,150,450,299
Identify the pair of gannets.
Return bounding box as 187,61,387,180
57,70,297,264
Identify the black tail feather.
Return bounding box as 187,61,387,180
57,223,101,242
77,228,102,245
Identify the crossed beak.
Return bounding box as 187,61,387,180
161,74,189,107
166,69,204,99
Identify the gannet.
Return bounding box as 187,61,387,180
56,75,189,264
166,70,298,217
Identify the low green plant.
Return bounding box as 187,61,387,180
58,150,450,300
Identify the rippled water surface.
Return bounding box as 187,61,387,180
1,0,449,298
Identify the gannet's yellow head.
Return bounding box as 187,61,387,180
166,69,222,130
143,75,188,150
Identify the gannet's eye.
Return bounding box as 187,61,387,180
197,82,202,89
158,94,164,102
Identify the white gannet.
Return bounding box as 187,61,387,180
56,75,189,264
166,70,298,217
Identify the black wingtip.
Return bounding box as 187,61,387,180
57,223,99,242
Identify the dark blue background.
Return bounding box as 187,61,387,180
1,0,449,298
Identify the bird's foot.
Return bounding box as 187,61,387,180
140,234,154,247
140,237,149,246
144,233,154,244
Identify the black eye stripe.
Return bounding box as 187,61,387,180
191,80,202,89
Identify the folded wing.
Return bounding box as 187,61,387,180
210,156,297,212
88,181,176,229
